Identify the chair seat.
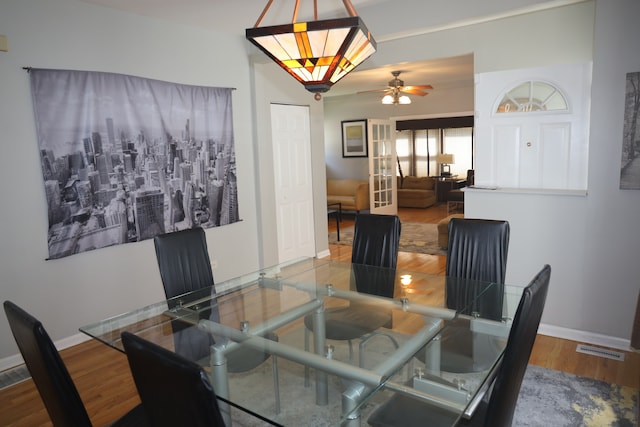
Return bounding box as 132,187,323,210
368,376,471,427
304,305,392,341
227,331,278,373
368,387,488,427
416,319,505,373
110,404,148,427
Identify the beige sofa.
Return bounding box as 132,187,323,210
397,176,437,208
326,179,370,212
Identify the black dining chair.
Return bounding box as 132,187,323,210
3,300,148,427
367,264,551,427
153,227,280,412
304,213,401,371
121,331,226,427
426,218,510,373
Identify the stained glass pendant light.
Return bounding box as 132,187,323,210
246,0,377,94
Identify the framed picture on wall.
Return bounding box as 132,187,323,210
341,119,368,157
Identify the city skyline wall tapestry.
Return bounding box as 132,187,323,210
29,69,240,260
620,71,640,189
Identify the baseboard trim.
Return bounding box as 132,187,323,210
316,249,331,259
538,323,632,352
0,332,91,372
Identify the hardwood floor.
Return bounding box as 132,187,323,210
0,204,637,426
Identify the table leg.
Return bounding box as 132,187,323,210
210,344,232,425
312,306,328,406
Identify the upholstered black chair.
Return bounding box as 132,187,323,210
304,213,401,370
121,332,225,427
3,300,147,427
432,218,510,373
367,264,551,427
154,227,218,362
153,227,280,412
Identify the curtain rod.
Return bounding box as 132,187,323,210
21,67,236,90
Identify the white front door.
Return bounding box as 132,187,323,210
270,103,315,263
475,62,591,190
368,119,398,215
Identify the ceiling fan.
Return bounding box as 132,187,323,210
359,71,433,104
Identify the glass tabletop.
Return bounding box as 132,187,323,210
80,258,523,426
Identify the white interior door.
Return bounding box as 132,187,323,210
368,119,398,215
270,103,315,263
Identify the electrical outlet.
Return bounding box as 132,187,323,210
211,259,218,269
0,36,8,52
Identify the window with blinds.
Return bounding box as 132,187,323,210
396,116,473,178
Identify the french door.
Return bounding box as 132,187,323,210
368,119,397,215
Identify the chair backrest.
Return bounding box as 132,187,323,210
154,228,219,362
445,218,510,320
466,169,475,186
3,301,92,427
351,213,401,269
153,227,215,299
446,218,509,282
121,332,226,427
483,264,551,427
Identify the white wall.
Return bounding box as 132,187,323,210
323,1,594,180
0,0,262,362
249,61,329,267
324,1,640,349
469,0,640,349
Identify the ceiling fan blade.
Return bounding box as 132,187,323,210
405,84,433,90
400,88,428,96
357,88,392,94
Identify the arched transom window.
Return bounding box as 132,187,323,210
496,80,568,113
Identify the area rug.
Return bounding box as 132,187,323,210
227,329,638,426
514,364,638,427
329,222,447,257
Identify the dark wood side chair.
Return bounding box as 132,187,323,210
367,264,551,427
3,300,147,427
121,331,225,427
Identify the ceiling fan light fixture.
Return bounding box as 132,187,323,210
246,0,376,94
364,70,432,105
381,92,412,105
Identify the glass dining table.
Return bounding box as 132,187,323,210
80,258,523,426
